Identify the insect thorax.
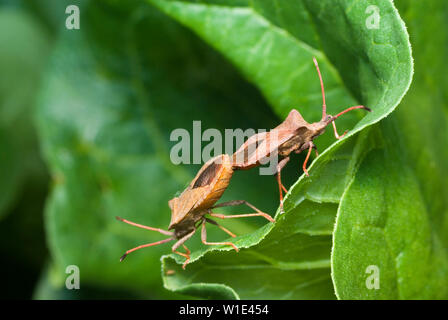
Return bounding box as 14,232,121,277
172,210,205,239
278,123,326,157
278,133,308,157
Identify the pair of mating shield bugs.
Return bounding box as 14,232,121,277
116,58,370,268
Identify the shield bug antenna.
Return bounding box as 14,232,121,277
117,154,275,269
231,57,371,211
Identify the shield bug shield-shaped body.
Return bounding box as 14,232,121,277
117,154,274,269
231,58,371,209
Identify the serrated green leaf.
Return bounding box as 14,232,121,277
332,0,448,299
150,0,413,299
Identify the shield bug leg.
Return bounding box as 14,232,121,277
276,156,290,213
119,237,175,262
210,212,276,223
116,216,174,236
296,142,318,156
211,200,275,222
172,230,196,269
173,250,190,269
332,121,348,139
205,217,236,238
302,142,315,177
201,220,239,252
178,244,191,269
281,184,288,194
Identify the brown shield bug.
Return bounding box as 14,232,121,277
117,154,274,269
231,57,371,210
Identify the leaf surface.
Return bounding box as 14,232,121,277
147,0,413,299
332,0,448,299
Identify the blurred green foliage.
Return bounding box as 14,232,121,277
0,0,51,299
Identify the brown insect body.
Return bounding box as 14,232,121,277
117,154,274,269
232,109,330,170
116,57,369,267
276,111,329,157
168,154,233,237
231,58,370,209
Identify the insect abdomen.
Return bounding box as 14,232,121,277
195,157,233,211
